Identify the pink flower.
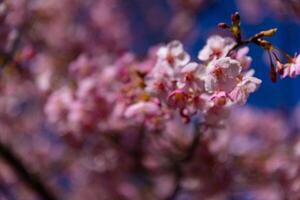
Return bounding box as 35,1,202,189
157,40,190,68
164,115,195,146
44,87,74,131
124,101,160,119
67,99,108,132
210,91,230,107
204,57,242,93
180,62,205,92
69,54,95,79
146,42,186,96
181,62,199,74
235,47,252,69
167,89,189,109
150,60,175,78
198,35,236,61
145,63,174,97
32,54,54,92
205,106,229,128
67,100,92,132
281,54,300,78
76,77,99,100
229,70,262,105
145,78,169,97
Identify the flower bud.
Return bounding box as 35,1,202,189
218,23,229,29
231,12,240,25
260,28,277,37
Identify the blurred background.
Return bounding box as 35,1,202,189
1,0,300,200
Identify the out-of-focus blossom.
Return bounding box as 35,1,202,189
31,54,54,92
69,54,97,79
124,101,160,120
44,87,74,133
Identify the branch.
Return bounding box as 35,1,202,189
133,124,146,173
0,140,59,200
166,130,201,200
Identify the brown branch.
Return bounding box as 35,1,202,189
165,130,201,200
0,140,59,200
133,125,146,172
166,163,183,200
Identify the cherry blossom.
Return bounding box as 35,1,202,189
203,57,242,93
156,40,190,68
198,35,236,61
235,47,252,69
280,54,300,78
124,101,161,120
229,70,262,104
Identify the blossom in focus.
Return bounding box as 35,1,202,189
229,70,262,105
235,47,252,69
167,89,189,109
204,57,242,93
198,35,236,61
280,54,300,78
157,40,190,67
180,62,205,92
145,42,190,96
210,91,230,107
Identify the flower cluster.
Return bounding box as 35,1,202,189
45,55,120,138
126,38,260,128
219,12,300,82
44,36,261,138
276,54,300,78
